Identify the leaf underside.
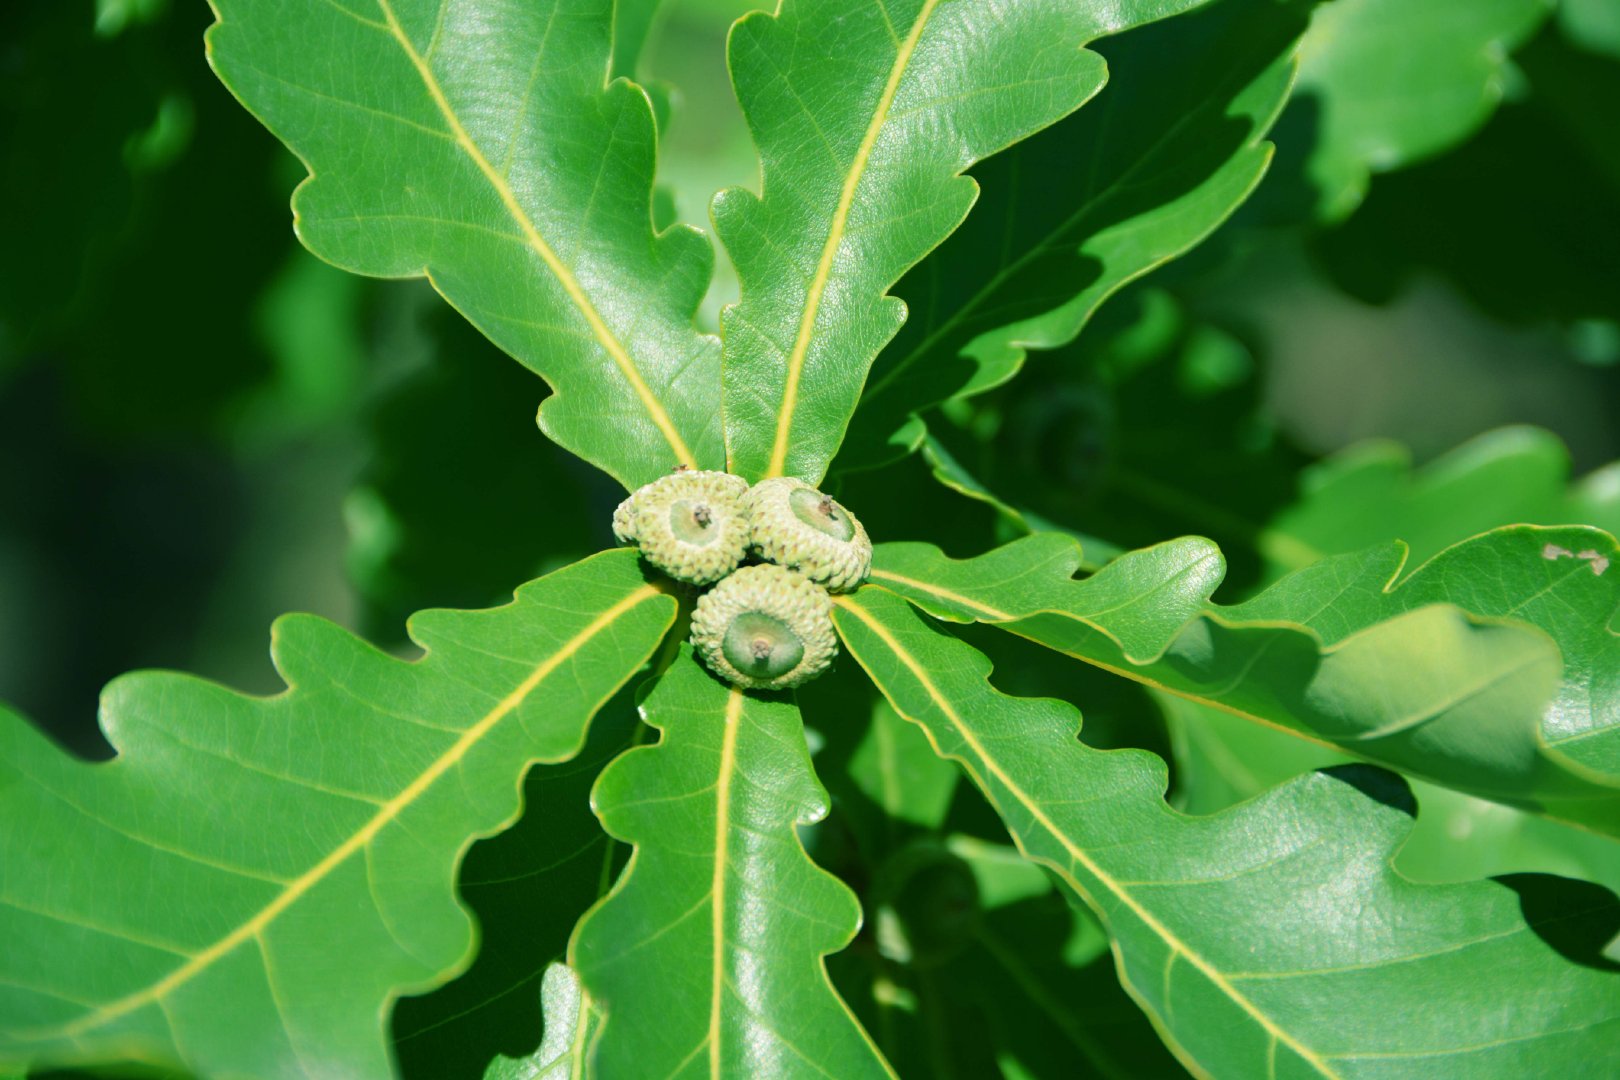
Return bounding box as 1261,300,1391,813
0,551,675,1079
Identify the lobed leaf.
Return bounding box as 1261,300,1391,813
390,689,645,1078
207,0,722,490
1259,426,1620,577
804,661,1184,1077
1165,693,1620,904
867,526,1620,834
715,0,1206,483
835,587,1620,1078
836,0,1309,472
570,649,889,1078
480,964,597,1080
0,551,676,1078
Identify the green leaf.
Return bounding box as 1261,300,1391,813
953,895,1189,1079
919,432,1127,570
1162,692,1620,898
391,688,645,1078
0,550,676,1078
1293,0,1551,221
797,655,959,860
1260,427,1620,577
867,527,1620,833
835,0,1307,472
1231,525,1620,781
834,587,1620,1077
716,0,1205,483
1561,0,1620,59
480,964,598,1080
347,292,604,640
207,0,722,490
571,649,889,1078
1313,30,1620,331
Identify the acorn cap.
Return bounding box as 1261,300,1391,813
611,495,639,544
743,477,871,592
690,564,837,690
620,469,751,584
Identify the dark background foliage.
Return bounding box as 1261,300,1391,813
4,0,1617,755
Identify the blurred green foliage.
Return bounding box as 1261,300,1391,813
2,0,1615,839
4,0,1620,1076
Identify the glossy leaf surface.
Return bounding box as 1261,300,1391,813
391,692,642,1078
803,662,1183,1078
716,0,1204,483
837,0,1306,471
0,551,675,1078
1164,693,1620,902
835,587,1620,1078
208,0,722,490
571,650,889,1078
480,964,597,1080
868,528,1620,833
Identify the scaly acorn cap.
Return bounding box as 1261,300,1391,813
611,495,639,544
743,477,871,592
690,564,837,690
618,469,750,584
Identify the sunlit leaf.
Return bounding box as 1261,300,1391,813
0,551,676,1078
571,650,889,1077
868,527,1620,833
480,964,598,1080
716,0,1206,483
836,587,1620,1077
208,0,723,490
1170,691,1620,901
835,0,1308,472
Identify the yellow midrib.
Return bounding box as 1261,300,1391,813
374,0,695,467
863,571,1347,752
708,688,746,1078
833,595,1340,1079
42,584,664,1042
762,0,941,478
868,568,1012,620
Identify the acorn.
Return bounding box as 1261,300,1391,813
611,495,639,544
615,469,750,585
690,564,837,690
743,477,871,592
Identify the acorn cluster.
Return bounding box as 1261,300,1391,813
613,469,871,690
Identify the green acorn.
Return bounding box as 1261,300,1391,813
615,469,750,585
690,564,837,690
743,477,871,592
610,495,639,545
